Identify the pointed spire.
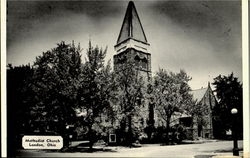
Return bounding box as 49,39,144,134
117,1,148,45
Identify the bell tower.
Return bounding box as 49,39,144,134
114,1,151,81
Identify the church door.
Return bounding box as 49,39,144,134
198,124,203,137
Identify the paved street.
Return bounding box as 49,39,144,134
16,140,243,157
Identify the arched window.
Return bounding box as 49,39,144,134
134,55,140,67
141,57,147,69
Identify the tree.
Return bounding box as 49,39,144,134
212,73,243,139
152,69,193,144
77,41,116,150
7,64,33,155
144,83,155,142
11,41,116,150
27,41,82,147
114,60,146,146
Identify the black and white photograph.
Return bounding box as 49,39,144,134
3,0,249,157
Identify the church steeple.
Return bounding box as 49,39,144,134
115,1,150,54
113,1,151,80
117,1,148,45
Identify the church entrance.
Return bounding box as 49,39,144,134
198,124,203,137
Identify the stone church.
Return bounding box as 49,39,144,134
112,1,216,141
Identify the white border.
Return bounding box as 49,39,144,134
1,0,7,157
243,0,250,157
1,0,249,157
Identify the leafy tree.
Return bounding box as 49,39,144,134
212,73,243,139
152,69,193,144
27,41,82,147
144,83,155,142
77,41,116,149
114,60,146,146
8,41,118,150
7,64,33,155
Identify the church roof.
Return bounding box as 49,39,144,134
117,1,148,45
190,87,208,102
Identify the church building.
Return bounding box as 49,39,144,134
177,83,217,140
189,83,217,139
112,1,216,142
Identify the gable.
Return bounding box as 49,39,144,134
190,87,208,102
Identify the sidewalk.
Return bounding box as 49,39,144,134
182,138,219,144
16,140,243,157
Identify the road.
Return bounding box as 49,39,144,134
16,140,243,157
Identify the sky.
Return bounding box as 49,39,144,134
7,0,242,90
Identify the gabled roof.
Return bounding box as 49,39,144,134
117,1,148,45
190,87,208,102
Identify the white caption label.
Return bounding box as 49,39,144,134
22,135,63,149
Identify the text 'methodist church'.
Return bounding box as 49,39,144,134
112,1,216,141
